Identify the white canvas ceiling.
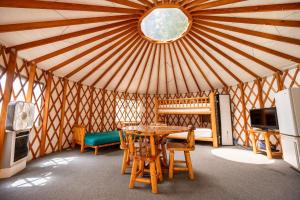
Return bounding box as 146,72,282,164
0,0,299,94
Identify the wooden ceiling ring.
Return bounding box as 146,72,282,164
176,41,202,91
114,40,148,92
179,38,214,90
65,30,136,79
194,19,300,46
145,45,158,94
167,44,179,94
137,3,193,44
188,32,242,83
31,23,137,63
105,0,148,10
7,19,137,51
103,38,145,90
171,42,190,93
194,15,300,27
185,35,228,87
192,31,259,79
80,33,139,83
135,44,155,93
0,14,139,33
91,36,141,87
191,2,300,15
183,0,210,10
49,27,136,72
191,27,280,73
188,0,245,12
0,0,144,14
194,24,300,63
163,44,168,94
123,42,150,92
156,44,162,94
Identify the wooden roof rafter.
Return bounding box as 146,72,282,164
114,40,148,92
163,44,169,95
167,44,179,94
192,2,300,15
8,19,137,51
156,44,162,95
80,33,139,83
191,28,280,73
171,42,190,93
185,35,228,87
176,40,202,92
0,0,144,14
102,39,145,90
189,0,245,12
0,14,139,33
104,0,148,10
135,44,155,93
194,24,300,63
145,45,158,94
125,42,152,93
49,27,136,72
192,33,259,79
31,23,137,63
179,38,214,91
195,15,300,27
189,32,242,83
65,30,136,79
91,36,141,87
183,0,210,9
194,19,300,46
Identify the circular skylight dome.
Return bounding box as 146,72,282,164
140,8,190,42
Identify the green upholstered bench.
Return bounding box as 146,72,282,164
72,125,120,155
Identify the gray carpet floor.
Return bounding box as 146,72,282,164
0,144,299,200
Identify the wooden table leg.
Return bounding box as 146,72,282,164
149,135,158,193
264,132,273,159
250,131,257,154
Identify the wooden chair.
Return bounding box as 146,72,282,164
129,134,163,194
167,126,195,180
119,130,130,174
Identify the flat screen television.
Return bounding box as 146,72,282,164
250,107,279,130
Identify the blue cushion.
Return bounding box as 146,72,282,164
84,130,120,146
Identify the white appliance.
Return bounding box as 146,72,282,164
0,101,34,178
275,88,300,170
216,94,233,145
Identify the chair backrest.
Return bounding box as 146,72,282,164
119,130,128,150
72,125,85,145
187,125,195,150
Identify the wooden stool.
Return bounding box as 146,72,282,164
119,130,138,174
128,135,163,194
167,127,195,180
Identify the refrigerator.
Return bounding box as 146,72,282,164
275,88,300,171
215,94,233,146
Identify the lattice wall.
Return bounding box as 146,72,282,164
1,44,300,161
230,65,300,146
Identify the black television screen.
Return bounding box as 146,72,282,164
250,107,279,130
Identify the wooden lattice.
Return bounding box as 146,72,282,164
28,68,46,160
45,76,63,154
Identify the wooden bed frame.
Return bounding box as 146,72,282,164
154,92,218,147
72,125,120,155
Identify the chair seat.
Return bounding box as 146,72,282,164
167,142,194,151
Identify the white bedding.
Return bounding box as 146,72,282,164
159,103,210,108
168,128,212,139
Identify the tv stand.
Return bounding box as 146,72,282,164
249,128,282,159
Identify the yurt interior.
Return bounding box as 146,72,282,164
0,0,300,199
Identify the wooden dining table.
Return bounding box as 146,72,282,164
122,125,190,193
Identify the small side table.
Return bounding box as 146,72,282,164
249,129,282,159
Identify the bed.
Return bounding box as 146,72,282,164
154,92,218,147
